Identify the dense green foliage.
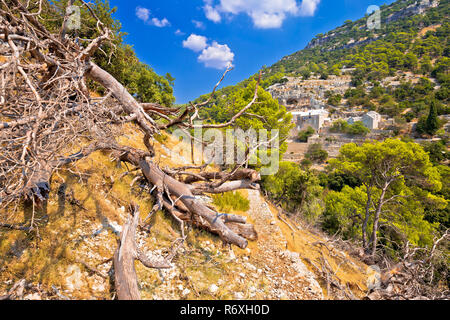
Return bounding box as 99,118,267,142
189,1,449,256
330,119,371,136
305,143,329,163
264,139,447,261
262,162,324,222
297,126,315,142
195,80,294,164
327,139,444,255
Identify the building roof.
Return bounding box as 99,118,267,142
291,109,329,117
364,111,381,119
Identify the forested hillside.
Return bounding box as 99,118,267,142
191,0,450,299
196,0,449,128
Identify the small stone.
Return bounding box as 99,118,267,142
181,288,191,296
234,292,244,300
245,263,257,271
24,293,41,300
209,284,219,294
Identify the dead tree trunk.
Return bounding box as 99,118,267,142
114,205,172,300
162,198,257,241
120,150,251,248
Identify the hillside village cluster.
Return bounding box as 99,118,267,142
269,72,390,132
267,70,428,161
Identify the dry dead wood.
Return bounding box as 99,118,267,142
162,197,257,242
180,168,260,184
0,0,268,300
114,148,254,248
365,230,449,300
114,205,173,300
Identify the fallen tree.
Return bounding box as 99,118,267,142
114,205,173,300
0,0,264,300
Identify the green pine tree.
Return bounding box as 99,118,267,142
426,100,439,135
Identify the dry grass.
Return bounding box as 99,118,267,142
0,126,369,300
266,201,369,299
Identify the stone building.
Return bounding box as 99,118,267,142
362,111,381,130
291,109,329,132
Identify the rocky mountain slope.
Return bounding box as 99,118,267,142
305,0,440,51
0,127,369,300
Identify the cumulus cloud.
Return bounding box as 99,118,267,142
182,34,208,52
250,12,286,29
182,34,234,70
175,29,185,36
135,7,150,22
203,0,320,28
135,7,170,27
298,0,321,16
204,0,221,23
151,17,170,27
192,20,206,29
198,41,234,69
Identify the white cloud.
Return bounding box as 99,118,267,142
182,34,234,70
175,29,185,36
250,12,286,29
204,0,221,23
136,7,170,28
136,7,150,22
198,41,234,69
298,0,320,16
182,34,208,52
192,20,205,29
203,0,321,28
151,17,170,27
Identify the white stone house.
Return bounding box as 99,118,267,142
362,111,381,130
291,109,329,132
347,111,381,130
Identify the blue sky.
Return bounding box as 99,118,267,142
108,0,395,104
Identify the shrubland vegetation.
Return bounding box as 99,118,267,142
264,139,448,285
305,143,329,164
297,126,315,142
211,191,250,213
330,119,371,136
